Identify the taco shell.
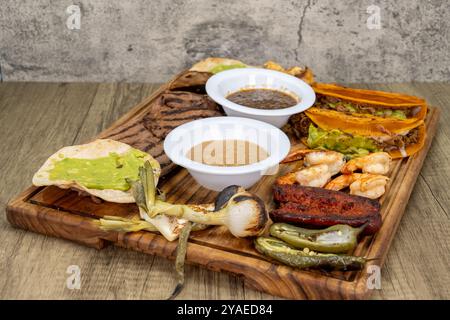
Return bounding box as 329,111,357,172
307,83,427,135
305,108,425,137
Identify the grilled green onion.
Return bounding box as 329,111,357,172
168,221,192,300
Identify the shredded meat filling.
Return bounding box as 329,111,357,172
378,127,419,151
290,113,312,137
314,95,414,119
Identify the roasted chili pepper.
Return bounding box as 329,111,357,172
254,237,366,271
270,223,365,253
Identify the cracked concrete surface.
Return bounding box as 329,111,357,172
0,0,449,82
295,0,313,62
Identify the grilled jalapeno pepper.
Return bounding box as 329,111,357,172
255,237,366,271
270,223,365,253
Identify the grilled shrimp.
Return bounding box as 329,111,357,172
325,173,389,199
294,164,333,188
278,149,345,186
276,172,298,185
282,149,346,175
341,152,392,175
281,149,315,163
276,164,332,187
304,151,346,175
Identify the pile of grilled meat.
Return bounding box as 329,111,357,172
104,72,224,177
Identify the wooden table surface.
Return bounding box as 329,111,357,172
0,82,449,300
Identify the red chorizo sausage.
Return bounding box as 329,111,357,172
271,184,382,235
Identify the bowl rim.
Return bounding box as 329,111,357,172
205,67,316,116
163,116,291,175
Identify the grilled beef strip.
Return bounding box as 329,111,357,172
104,90,223,177
142,91,223,175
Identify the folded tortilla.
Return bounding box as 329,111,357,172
189,57,247,73
306,83,427,136
290,113,426,159
32,139,161,203
168,58,247,90
169,57,315,90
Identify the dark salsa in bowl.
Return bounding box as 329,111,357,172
226,88,299,110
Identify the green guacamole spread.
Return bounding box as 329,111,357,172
210,63,247,74
49,149,148,191
307,124,381,158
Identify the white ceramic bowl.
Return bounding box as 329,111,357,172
205,68,316,128
163,117,290,191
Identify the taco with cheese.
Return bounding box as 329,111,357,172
290,113,426,159
305,83,427,136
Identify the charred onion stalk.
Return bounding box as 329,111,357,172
99,215,157,232
140,161,157,215
168,221,192,300
99,214,208,234
255,237,366,271
100,161,268,299
150,187,268,237
99,162,268,239
139,161,268,238
99,189,208,241
99,161,209,241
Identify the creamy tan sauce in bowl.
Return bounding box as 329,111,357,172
186,140,269,167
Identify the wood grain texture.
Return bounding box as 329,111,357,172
1,82,449,300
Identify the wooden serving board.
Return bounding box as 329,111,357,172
6,77,440,300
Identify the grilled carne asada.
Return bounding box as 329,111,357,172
142,91,222,139
104,91,223,176
271,184,382,235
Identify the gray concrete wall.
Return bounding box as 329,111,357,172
1,0,449,83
